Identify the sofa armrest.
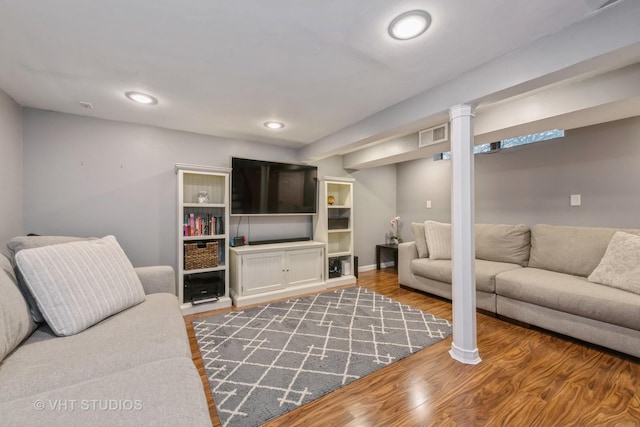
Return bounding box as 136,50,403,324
399,242,418,286
135,266,176,295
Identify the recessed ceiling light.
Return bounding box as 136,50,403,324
125,91,158,105
388,10,431,40
264,121,285,130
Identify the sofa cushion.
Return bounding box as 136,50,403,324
495,267,640,331
528,224,640,277
0,255,36,363
411,258,522,293
7,235,96,322
0,357,212,427
411,222,429,258
15,235,145,336
475,224,530,267
588,231,640,294
0,293,190,402
424,221,451,260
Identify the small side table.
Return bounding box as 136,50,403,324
376,243,398,270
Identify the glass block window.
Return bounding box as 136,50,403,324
501,129,564,148
435,129,564,161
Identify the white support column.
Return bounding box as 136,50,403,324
448,104,481,365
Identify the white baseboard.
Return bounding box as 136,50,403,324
359,261,395,272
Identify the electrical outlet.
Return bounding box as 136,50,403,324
570,194,581,206
426,200,432,209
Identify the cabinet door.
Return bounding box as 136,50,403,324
240,251,286,295
286,248,323,287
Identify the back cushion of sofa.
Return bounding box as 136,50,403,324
0,254,36,363
475,224,531,266
529,224,640,277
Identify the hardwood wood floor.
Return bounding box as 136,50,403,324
184,269,640,426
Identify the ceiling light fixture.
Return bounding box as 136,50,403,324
125,91,158,105
264,121,285,130
388,10,431,40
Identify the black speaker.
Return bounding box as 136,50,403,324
354,256,359,278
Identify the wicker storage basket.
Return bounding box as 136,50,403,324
184,241,218,270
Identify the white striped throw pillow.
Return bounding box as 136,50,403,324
14,235,145,336
424,221,452,260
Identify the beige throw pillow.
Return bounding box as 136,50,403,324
8,235,96,322
424,221,451,260
588,231,640,294
15,236,145,336
411,222,429,258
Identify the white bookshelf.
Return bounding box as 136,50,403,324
175,163,232,314
313,177,357,287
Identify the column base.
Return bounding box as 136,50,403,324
449,342,481,365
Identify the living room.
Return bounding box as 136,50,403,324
2,1,640,426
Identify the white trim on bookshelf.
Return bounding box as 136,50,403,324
174,163,232,174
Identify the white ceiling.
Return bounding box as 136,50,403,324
0,0,615,150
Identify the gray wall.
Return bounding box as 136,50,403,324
22,109,303,269
0,90,23,255
21,109,396,272
397,116,640,241
312,156,397,268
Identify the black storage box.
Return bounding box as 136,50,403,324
328,218,349,230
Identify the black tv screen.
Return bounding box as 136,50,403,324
231,158,318,215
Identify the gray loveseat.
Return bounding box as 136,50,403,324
399,223,640,358
0,236,212,426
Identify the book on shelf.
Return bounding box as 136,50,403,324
183,213,221,237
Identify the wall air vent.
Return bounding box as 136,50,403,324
419,123,449,148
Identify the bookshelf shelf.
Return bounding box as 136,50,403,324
183,203,226,208
183,235,225,241
183,265,226,275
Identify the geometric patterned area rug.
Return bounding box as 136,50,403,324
193,286,452,427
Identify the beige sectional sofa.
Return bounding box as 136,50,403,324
0,236,212,426
399,223,640,358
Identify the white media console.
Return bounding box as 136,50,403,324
229,240,329,307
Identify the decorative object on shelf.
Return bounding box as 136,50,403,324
389,216,402,244
197,191,209,204
327,195,335,205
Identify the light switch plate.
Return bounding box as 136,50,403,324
570,194,581,206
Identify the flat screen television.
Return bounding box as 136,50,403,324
231,157,318,215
